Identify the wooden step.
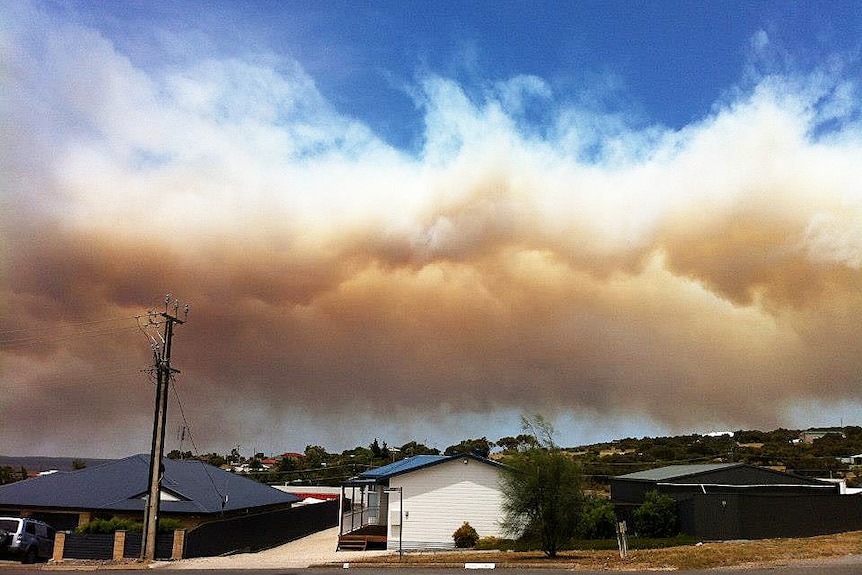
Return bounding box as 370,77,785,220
338,536,368,551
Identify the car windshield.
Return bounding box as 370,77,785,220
0,518,21,531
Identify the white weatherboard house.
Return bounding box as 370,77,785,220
339,454,506,551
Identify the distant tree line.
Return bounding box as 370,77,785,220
160,426,862,488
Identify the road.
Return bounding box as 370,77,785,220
3,562,862,575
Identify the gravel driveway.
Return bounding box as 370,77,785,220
160,527,393,569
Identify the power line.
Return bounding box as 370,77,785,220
0,315,137,337
169,374,226,505
0,322,140,349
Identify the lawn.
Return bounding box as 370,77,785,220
346,530,862,570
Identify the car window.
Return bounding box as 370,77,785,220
35,524,47,537
26,522,36,535
0,519,21,531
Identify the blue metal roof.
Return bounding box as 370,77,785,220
0,454,299,514
358,455,449,479
350,453,505,485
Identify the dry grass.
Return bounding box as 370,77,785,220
346,531,862,570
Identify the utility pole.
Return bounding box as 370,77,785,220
140,295,188,561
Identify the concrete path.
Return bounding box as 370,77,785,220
159,527,393,569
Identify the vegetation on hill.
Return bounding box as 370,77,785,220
7,425,859,488
181,425,859,489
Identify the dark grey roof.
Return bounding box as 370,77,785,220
347,453,505,485
616,463,832,487
618,464,741,481
0,454,299,514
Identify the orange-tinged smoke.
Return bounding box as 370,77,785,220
2,12,862,456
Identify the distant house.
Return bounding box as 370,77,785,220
839,453,862,465
0,454,300,531
274,485,342,505
799,428,846,444
279,452,306,460
609,463,862,540
339,454,507,551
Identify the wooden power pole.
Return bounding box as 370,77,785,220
141,295,187,561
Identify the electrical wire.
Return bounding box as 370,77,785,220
0,323,140,349
0,315,137,337
168,374,227,505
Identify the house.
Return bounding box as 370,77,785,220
273,485,342,505
799,428,846,444
609,463,862,540
339,453,507,551
0,454,300,531
839,453,862,465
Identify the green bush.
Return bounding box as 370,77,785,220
472,535,507,551
633,491,679,538
453,522,480,548
76,517,184,534
578,495,617,539
77,518,142,534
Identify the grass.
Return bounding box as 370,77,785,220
346,530,862,570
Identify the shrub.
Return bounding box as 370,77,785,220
474,536,517,550
578,495,617,539
76,517,184,534
633,491,679,538
77,518,142,534
453,522,480,548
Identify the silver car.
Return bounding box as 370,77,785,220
0,517,55,563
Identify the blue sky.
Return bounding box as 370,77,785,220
3,1,862,457
47,1,862,149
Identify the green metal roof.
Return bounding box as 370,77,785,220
618,463,741,481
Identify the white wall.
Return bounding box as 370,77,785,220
386,457,505,550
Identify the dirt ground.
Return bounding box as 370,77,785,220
157,529,862,571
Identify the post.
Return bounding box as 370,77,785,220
113,531,126,561
171,529,186,560
385,486,403,557
52,531,65,562
141,297,187,561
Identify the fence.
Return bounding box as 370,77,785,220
52,500,339,561
184,499,340,558
55,531,178,560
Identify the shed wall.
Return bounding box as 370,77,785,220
677,493,862,540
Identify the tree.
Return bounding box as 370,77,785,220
278,456,298,472
444,437,494,458
399,441,440,456
304,445,330,468
499,416,584,557
201,453,226,467
0,466,20,485
370,438,383,459
497,434,539,453
633,491,678,538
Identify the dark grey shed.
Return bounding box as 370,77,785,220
610,463,838,505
